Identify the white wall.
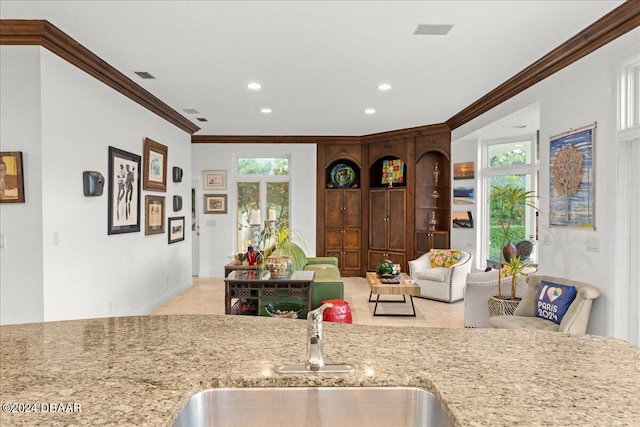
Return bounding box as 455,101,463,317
452,28,640,337
191,143,317,277
0,46,193,324
0,46,44,324
450,139,479,268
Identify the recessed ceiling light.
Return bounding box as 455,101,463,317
513,124,527,129
248,82,261,90
365,108,376,114
378,83,391,91
261,108,272,114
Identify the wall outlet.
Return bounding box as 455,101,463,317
0,234,6,249
586,237,599,252
52,232,60,246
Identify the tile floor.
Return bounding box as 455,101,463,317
152,276,465,328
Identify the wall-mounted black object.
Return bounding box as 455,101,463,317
173,167,183,183
83,171,104,196
173,195,182,211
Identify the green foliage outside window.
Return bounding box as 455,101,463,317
238,158,288,176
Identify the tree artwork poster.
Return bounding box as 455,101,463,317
549,124,595,228
108,146,141,234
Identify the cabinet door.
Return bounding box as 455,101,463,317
343,228,360,250
342,250,361,271
324,190,343,228
369,190,388,250
387,189,406,252
324,229,343,250
368,250,389,271
343,189,361,228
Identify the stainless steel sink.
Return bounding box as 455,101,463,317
172,386,453,427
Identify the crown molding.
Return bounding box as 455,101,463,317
0,20,200,135
193,123,450,145
446,1,640,131
192,135,361,144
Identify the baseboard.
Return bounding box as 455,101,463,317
140,278,193,314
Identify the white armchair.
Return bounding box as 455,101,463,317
489,275,600,334
408,250,472,303
463,269,527,328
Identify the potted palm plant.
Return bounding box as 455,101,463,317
488,184,538,262
487,184,538,315
487,255,535,316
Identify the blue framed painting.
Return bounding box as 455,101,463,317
549,124,595,229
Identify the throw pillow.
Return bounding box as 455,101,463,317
535,281,577,325
429,249,461,268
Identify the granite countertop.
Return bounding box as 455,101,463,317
1,315,638,426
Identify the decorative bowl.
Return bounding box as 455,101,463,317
264,302,304,319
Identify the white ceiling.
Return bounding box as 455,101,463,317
0,1,625,136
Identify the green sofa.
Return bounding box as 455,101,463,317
258,241,344,317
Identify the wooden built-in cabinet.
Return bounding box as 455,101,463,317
324,189,362,274
316,124,451,277
316,143,364,276
414,134,451,256
368,188,406,271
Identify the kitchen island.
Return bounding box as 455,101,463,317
1,315,638,426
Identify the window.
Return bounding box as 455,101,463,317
236,157,290,252
618,54,640,131
482,136,538,263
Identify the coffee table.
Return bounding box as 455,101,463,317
366,272,420,317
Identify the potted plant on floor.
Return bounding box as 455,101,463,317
489,184,538,262
488,255,535,316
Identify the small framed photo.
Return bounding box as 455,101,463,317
168,216,186,244
203,170,226,190
204,194,227,214
453,161,475,180
143,138,168,192
0,151,25,203
108,146,141,235
145,195,165,235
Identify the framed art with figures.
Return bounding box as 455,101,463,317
108,146,141,235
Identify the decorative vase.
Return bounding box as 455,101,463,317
502,241,518,262
266,255,293,278
488,295,521,317
428,211,438,231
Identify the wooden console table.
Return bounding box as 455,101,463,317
224,262,258,277
224,270,315,316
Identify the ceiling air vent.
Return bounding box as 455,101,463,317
413,24,454,36
183,108,200,114
134,71,156,79
196,117,208,122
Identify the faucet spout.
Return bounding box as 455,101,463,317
305,303,333,371
305,336,324,371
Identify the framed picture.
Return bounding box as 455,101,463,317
453,161,474,180
549,124,595,229
145,195,165,235
203,170,227,190
143,138,168,192
108,146,141,235
204,194,227,214
168,216,185,244
453,187,475,204
0,151,25,203
452,211,474,228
